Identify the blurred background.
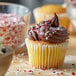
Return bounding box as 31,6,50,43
0,0,64,24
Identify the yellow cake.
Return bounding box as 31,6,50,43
33,4,70,29
26,39,68,68
25,14,69,69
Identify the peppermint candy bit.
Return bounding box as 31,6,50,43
61,72,63,75
37,24,41,28
38,72,41,74
24,70,26,72
72,64,75,66
53,71,55,73
28,70,33,72
42,68,46,71
36,27,39,30
43,24,46,26
72,72,75,75
40,32,44,35
17,69,19,71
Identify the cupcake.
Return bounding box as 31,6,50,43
0,37,13,76
25,14,69,69
33,4,70,30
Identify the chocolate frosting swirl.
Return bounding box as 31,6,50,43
28,14,69,43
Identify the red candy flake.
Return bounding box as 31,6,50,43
25,62,29,65
15,31,17,34
37,24,39,26
37,24,41,28
24,70,26,72
28,73,32,75
33,30,36,32
5,37,10,40
43,24,46,26
17,69,19,71
28,70,33,72
3,29,6,32
42,68,46,71
53,71,56,73
36,27,39,30
61,72,63,75
72,72,75,75
12,27,15,30
7,25,10,28
48,24,51,27
72,64,75,66
0,34,3,36
40,31,44,35
4,21,8,24
38,72,41,74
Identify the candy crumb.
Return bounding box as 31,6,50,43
72,72,75,75
61,72,63,75
72,64,75,66
28,70,33,72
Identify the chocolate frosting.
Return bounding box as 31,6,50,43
28,14,69,43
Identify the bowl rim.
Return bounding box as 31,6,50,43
0,2,31,15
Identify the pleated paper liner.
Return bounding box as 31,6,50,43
25,38,68,69
33,8,70,30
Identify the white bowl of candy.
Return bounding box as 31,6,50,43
0,3,31,48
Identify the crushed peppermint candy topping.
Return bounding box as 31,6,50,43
40,32,44,35
37,24,41,28
0,13,26,48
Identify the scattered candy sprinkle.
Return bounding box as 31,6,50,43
61,72,63,75
72,64,75,66
53,71,56,73
24,70,26,72
17,69,19,71
38,72,41,74
72,72,75,75
28,70,33,72
42,68,46,71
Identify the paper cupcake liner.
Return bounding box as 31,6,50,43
33,8,70,29
25,39,68,69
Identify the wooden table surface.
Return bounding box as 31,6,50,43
67,35,76,55
5,35,76,76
